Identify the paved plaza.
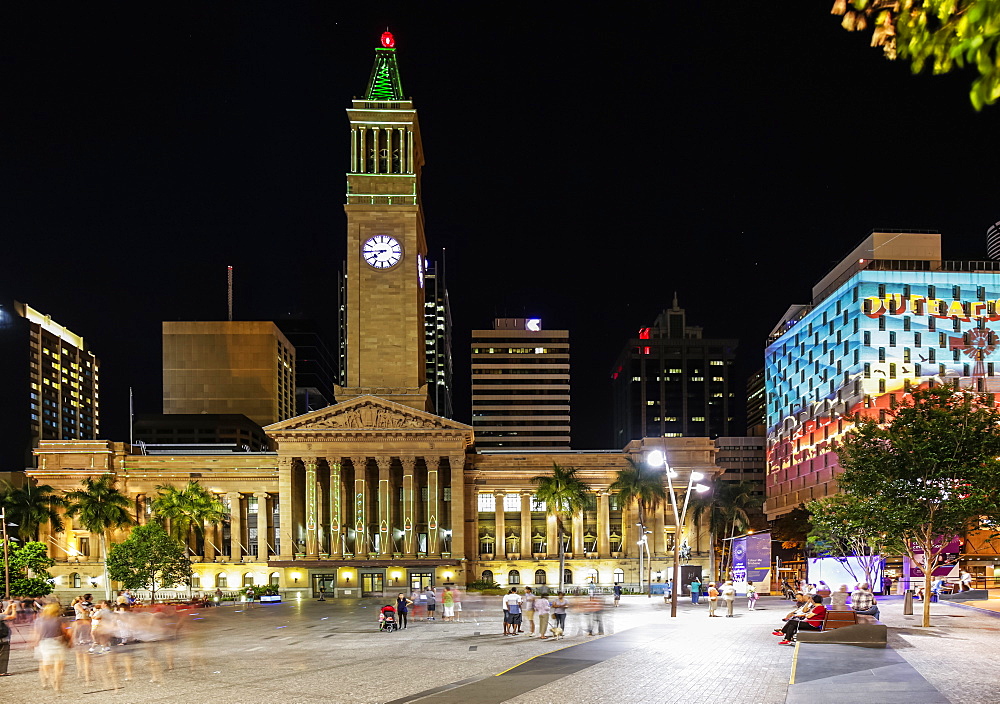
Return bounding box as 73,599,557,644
1,594,998,703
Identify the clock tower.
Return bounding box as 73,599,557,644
337,32,431,413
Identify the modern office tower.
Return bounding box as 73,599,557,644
746,368,766,437
423,256,454,418
162,321,296,427
713,436,766,527
471,318,571,449
989,220,1000,260
275,319,337,415
132,413,270,451
611,297,738,446
764,229,1000,519
0,299,99,469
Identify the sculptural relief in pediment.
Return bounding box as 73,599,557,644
290,402,445,430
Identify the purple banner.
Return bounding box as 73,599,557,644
731,537,747,583
745,533,771,582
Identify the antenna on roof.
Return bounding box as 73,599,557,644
227,266,234,321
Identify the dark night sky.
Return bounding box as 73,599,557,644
2,4,998,449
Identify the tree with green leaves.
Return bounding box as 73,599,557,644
1,541,55,598
151,480,227,554
835,385,1000,627
610,458,666,592
0,480,65,541
833,0,1000,110
64,474,135,600
107,522,191,602
532,464,590,591
807,493,891,589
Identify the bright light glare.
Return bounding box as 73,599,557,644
647,450,665,467
694,484,710,493
690,471,704,482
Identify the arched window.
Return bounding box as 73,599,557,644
191,573,201,589
243,573,254,587
563,569,572,585
71,572,81,589
217,573,228,588
534,569,547,585
586,568,599,584
613,568,625,584
508,570,520,585
270,572,280,587
481,570,494,584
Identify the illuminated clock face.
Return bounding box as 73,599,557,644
362,235,402,269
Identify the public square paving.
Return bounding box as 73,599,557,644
1,594,998,703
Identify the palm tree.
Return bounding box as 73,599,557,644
689,480,757,581
610,458,666,593
0,480,65,542
151,481,227,554
532,464,589,591
64,474,135,600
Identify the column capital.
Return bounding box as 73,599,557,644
375,456,392,469
254,491,269,500
226,491,242,500
399,456,417,471
493,490,507,498
521,490,534,499
350,455,369,467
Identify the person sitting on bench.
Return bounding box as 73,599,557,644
774,595,826,645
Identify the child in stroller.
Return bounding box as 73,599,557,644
378,604,398,632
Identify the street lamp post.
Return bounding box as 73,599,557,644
647,449,709,617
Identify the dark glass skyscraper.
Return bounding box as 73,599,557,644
611,297,737,446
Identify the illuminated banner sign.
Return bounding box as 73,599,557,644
731,533,771,583
863,295,1000,320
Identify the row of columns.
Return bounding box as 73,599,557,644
351,127,415,174
477,491,689,559
279,454,466,561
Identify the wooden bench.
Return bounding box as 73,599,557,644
796,610,887,648
818,610,858,632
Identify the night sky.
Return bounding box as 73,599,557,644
3,4,998,449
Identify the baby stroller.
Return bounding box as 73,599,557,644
378,605,398,632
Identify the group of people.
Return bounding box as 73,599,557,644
500,587,606,638
380,586,464,629
686,579,759,615
1,593,187,691
770,582,880,645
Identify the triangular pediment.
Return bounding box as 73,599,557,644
264,395,472,434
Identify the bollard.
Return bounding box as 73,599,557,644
903,589,914,615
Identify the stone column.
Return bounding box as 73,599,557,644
329,460,343,557
467,485,479,560
597,491,611,559
255,492,270,560
376,456,392,557
493,492,506,559
277,457,295,560
203,519,216,561
572,509,584,556
449,454,465,558
546,513,558,559
227,492,243,562
520,493,532,560
401,456,417,557
427,458,440,556
653,502,666,556
304,459,319,557
351,456,368,558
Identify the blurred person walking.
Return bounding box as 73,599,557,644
707,583,720,617
452,586,463,622
424,586,437,621
746,581,759,611
831,584,850,610
690,577,702,605
442,587,455,622
33,602,68,692
0,599,15,676
521,587,536,635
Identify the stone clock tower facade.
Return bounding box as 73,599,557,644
337,32,431,413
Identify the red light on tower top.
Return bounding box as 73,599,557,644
381,31,395,48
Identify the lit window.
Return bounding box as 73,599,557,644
477,494,496,512
690,376,704,382
646,400,656,406
669,368,682,373
692,416,706,422
632,376,642,381
710,360,724,366
712,377,724,382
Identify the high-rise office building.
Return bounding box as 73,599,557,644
611,297,738,446
472,318,571,449
988,220,1000,261
0,299,99,470
276,319,337,415
423,256,454,418
162,321,296,427
764,229,1000,518
746,368,766,437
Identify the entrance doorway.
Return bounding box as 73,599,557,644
409,571,433,591
312,573,337,598
361,572,384,596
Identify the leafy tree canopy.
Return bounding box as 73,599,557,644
0,481,65,541
834,0,1000,109
2,541,56,598
835,385,1000,625
771,504,812,549
807,493,891,587
107,522,191,601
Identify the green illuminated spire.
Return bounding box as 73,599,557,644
365,31,405,100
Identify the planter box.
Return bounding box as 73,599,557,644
259,595,281,603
